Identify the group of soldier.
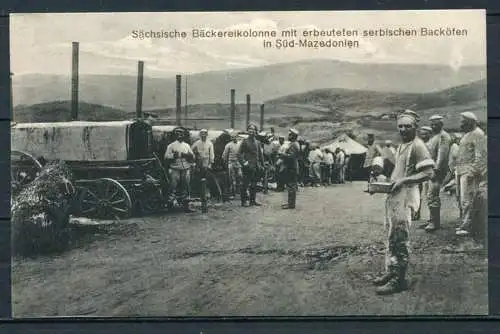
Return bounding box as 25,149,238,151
367,110,487,295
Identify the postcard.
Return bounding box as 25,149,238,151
10,10,487,317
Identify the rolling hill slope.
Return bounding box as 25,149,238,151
13,78,486,145
13,59,485,111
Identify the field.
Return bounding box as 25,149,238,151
12,182,487,317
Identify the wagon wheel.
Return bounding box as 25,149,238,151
78,178,132,220
11,150,43,190
137,179,164,215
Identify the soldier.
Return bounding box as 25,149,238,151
191,129,215,179
308,143,324,187
455,112,487,236
164,127,195,213
363,134,381,189
222,132,242,199
280,128,301,209
414,125,433,221
237,123,265,207
372,109,435,295
334,147,346,183
380,140,396,177
422,115,451,232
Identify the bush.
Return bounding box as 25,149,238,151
12,161,76,257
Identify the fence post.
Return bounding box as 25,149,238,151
260,104,265,132
246,94,251,130
230,89,235,129
176,74,182,126
201,178,208,213
71,42,79,121
136,61,144,119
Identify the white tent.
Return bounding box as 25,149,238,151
321,133,367,155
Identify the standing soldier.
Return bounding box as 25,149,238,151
164,127,195,213
381,140,396,177
455,112,487,236
414,125,433,221
363,134,381,186
237,123,265,207
422,115,451,232
222,132,242,199
280,128,301,209
323,148,334,185
372,110,434,295
335,147,346,183
191,129,215,179
308,143,324,187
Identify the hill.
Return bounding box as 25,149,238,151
13,101,130,123
12,78,487,146
13,59,485,111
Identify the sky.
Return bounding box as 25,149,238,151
10,10,486,77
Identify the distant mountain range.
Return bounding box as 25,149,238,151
13,59,485,111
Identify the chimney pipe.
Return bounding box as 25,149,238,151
176,75,182,126
260,104,265,132
246,94,251,130
230,89,235,129
136,61,144,119
71,42,79,121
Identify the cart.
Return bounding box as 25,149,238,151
11,120,169,220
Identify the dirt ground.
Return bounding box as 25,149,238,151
11,181,488,317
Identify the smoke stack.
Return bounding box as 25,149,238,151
260,104,265,131
71,42,79,121
176,75,182,126
136,61,144,119
230,89,235,129
246,94,251,130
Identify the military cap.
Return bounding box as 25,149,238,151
247,123,258,131
398,109,420,123
367,133,375,137
429,115,443,121
420,126,432,132
289,128,299,136
385,140,392,145
460,111,478,121
173,126,186,133
200,128,208,134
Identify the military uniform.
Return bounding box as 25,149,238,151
424,115,451,231
164,127,195,212
280,129,301,209
237,123,265,206
374,110,435,295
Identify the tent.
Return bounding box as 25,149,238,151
320,134,368,180
321,133,367,155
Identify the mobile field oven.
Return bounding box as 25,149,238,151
11,120,170,219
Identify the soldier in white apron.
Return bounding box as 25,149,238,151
373,110,435,295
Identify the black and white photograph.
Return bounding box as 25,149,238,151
10,10,487,317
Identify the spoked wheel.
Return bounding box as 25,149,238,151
11,150,43,191
77,178,132,220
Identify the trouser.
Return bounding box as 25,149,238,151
283,169,298,206
228,163,242,196
310,163,322,185
338,164,345,183
277,168,286,191
427,173,446,210
384,195,411,277
241,166,258,203
321,164,331,184
457,173,480,231
168,168,191,202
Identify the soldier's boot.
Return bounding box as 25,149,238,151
375,276,401,295
425,207,441,232
183,200,195,213
372,272,395,286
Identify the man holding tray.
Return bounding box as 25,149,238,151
373,109,435,295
